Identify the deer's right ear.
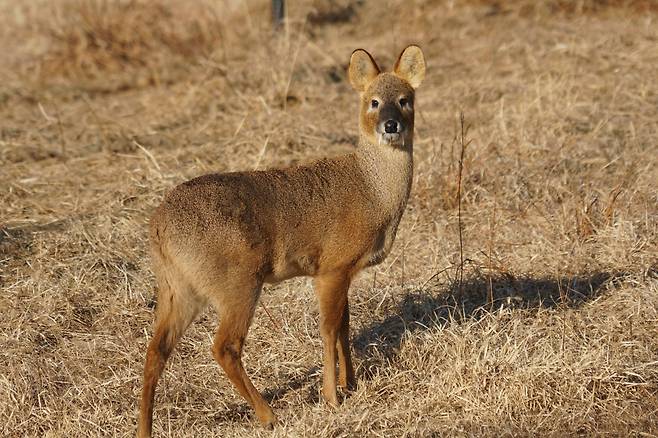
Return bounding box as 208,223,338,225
348,49,380,92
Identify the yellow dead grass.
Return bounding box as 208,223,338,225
1,0,657,436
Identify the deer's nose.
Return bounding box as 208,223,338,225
384,120,399,134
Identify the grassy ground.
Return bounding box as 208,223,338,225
1,0,657,436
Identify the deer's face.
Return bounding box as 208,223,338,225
360,73,415,147
348,45,425,148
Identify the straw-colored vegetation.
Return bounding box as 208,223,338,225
1,0,656,436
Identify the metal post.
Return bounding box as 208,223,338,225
272,0,285,29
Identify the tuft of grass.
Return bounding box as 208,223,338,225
469,0,658,16
39,0,222,89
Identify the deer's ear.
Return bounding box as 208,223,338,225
348,49,380,92
394,45,425,89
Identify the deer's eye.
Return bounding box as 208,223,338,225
399,97,410,108
371,99,379,109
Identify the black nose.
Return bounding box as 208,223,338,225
384,120,398,134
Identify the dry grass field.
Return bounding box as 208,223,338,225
1,0,657,436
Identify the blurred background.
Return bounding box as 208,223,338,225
1,1,657,436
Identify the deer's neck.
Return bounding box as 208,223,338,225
356,140,413,221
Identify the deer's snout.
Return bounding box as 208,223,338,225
384,120,399,133
377,104,405,136
378,118,404,136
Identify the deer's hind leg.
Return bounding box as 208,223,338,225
138,271,204,438
208,276,277,428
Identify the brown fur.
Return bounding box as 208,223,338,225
137,45,426,437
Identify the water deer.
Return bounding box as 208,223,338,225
138,45,425,437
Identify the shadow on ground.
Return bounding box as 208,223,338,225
352,271,622,381
0,220,71,259
263,366,321,405
235,271,624,417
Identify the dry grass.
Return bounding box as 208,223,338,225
38,0,221,90
1,0,657,436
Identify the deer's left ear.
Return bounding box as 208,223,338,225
394,45,426,89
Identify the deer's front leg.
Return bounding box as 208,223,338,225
314,272,351,406
337,299,355,390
